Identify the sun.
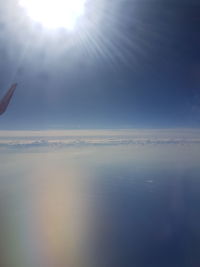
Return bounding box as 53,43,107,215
19,0,87,30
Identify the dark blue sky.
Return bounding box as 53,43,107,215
0,0,200,129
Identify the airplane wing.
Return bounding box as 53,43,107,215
0,83,17,115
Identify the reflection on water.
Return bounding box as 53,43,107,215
0,143,200,267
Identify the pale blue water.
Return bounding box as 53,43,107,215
0,141,200,267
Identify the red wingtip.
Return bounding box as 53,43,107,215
0,83,18,115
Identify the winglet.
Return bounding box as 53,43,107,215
0,83,17,115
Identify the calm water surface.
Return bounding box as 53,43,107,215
0,143,200,267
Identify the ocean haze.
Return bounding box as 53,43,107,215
0,129,200,267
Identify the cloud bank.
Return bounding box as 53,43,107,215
0,129,199,150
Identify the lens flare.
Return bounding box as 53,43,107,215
19,0,87,30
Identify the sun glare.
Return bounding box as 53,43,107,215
19,0,87,30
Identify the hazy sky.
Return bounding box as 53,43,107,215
0,0,199,129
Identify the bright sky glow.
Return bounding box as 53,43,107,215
19,0,87,30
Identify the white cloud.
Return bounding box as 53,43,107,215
0,129,200,150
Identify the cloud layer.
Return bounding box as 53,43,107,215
0,129,199,150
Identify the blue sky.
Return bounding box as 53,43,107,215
0,0,200,129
